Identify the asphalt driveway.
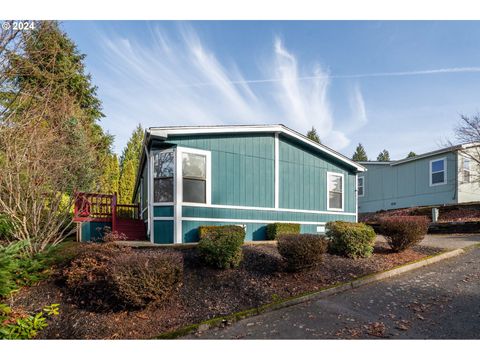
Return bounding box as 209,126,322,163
187,245,480,339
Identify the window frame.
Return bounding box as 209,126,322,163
327,171,345,212
429,157,447,187
357,176,365,197
151,148,175,205
177,146,212,205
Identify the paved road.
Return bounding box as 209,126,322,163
188,246,480,339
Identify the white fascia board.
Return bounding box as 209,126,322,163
148,125,366,172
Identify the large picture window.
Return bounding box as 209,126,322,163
430,158,446,186
153,151,174,202
182,152,206,203
327,172,344,211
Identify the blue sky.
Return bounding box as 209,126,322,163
62,21,480,160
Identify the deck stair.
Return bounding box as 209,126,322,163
74,192,146,241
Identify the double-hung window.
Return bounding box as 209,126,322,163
182,152,207,203
430,158,447,186
358,176,365,197
153,151,174,202
327,172,344,211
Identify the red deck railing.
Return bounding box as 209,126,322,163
74,192,141,232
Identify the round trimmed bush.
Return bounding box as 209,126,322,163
379,216,429,252
63,244,183,311
277,234,328,272
326,221,376,258
266,223,300,240
198,225,245,269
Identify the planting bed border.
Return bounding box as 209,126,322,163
155,247,467,339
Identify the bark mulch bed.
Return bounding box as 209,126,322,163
10,242,442,339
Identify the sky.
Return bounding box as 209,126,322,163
62,21,480,160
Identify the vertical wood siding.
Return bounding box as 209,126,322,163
278,135,357,213
165,133,275,207
359,152,458,213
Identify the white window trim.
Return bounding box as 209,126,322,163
327,171,344,212
429,157,447,187
177,146,212,206
358,175,365,197
151,148,176,204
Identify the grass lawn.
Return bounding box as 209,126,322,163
9,241,442,339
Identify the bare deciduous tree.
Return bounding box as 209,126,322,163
0,22,99,254
453,114,480,184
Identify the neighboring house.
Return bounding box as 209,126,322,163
358,143,480,214
132,124,365,244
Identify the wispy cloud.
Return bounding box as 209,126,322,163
95,26,365,153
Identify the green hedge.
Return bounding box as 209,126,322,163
266,223,300,240
326,221,376,258
277,234,328,272
198,225,245,269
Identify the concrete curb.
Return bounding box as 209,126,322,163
156,248,465,339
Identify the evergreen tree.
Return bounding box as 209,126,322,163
98,154,120,194
406,151,417,158
118,124,144,203
306,127,321,144
3,21,114,192
377,149,391,161
352,143,368,161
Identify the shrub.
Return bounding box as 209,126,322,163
102,228,128,243
63,244,125,310
326,221,376,258
198,225,245,269
266,223,300,240
0,240,53,298
0,303,59,339
277,234,328,271
63,244,183,310
0,214,14,240
379,216,429,252
111,251,183,308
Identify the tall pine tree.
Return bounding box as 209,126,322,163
4,21,115,192
377,149,391,161
306,127,321,144
118,124,144,203
352,143,368,161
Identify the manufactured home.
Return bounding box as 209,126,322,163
129,124,365,244
358,143,480,214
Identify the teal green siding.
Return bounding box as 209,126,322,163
279,135,357,213
146,131,360,243
182,206,355,223
153,220,174,244
359,152,458,213
153,206,174,217
163,133,275,207
182,221,325,243
80,221,110,242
